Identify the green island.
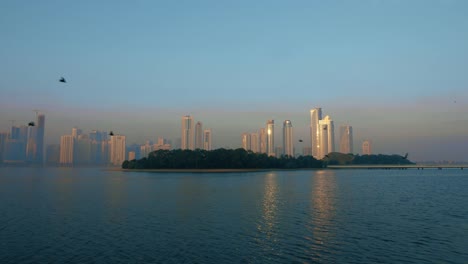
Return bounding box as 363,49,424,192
122,149,414,170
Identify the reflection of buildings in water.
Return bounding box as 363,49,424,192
310,170,337,247
257,172,279,239
105,174,128,222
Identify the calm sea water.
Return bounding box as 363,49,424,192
0,167,467,263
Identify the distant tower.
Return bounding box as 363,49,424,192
266,120,275,157
310,108,322,159
259,128,267,154
339,125,353,154
181,115,194,150
35,113,45,164
250,132,259,153
26,125,37,162
362,140,372,155
241,133,251,151
318,115,335,159
203,129,212,151
60,135,74,166
194,121,203,149
283,120,293,157
110,134,126,166
72,127,82,139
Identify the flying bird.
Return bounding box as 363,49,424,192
28,121,35,126
59,77,66,83
109,131,114,136
298,139,303,142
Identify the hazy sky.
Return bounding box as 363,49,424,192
1,0,468,161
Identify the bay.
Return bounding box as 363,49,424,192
0,167,467,263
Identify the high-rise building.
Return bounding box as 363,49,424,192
35,113,45,164
195,121,203,149
362,140,372,155
72,127,82,139
259,128,267,154
250,133,259,153
241,133,251,151
266,120,275,157
110,135,126,166
310,108,322,159
181,115,194,150
0,132,8,162
128,151,136,161
203,129,212,151
283,120,294,157
339,125,353,154
26,125,37,162
60,135,74,166
318,115,335,159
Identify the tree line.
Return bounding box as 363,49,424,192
122,148,323,170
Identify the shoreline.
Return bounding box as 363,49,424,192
115,168,321,173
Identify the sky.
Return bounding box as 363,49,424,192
1,0,468,161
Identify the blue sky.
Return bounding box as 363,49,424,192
1,0,468,161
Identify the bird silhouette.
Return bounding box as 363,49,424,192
28,121,35,126
298,139,303,142
59,77,66,83
109,131,114,136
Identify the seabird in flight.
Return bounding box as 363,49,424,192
59,77,67,83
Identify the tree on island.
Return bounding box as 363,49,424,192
122,148,323,170
322,152,415,165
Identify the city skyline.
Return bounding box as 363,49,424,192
1,1,468,162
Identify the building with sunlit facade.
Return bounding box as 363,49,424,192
266,120,275,157
59,135,74,166
110,135,126,166
203,129,212,151
339,125,353,154
181,115,194,150
362,140,372,155
283,120,293,157
195,121,203,149
318,115,335,159
310,108,322,159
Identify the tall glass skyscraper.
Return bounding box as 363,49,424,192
195,121,203,150
181,115,194,150
266,120,275,157
36,113,45,164
339,125,353,154
283,120,293,157
310,108,322,159
203,129,212,151
318,115,335,159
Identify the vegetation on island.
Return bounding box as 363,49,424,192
122,148,323,170
322,152,415,165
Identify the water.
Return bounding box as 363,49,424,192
0,167,467,263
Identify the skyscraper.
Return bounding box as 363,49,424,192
26,125,37,162
259,128,267,154
195,121,203,149
250,132,259,153
362,140,372,155
283,120,293,157
241,133,251,151
266,120,275,157
60,135,74,166
318,115,335,159
35,113,45,164
110,134,126,166
0,132,8,162
339,125,353,154
203,129,212,151
310,108,322,159
181,115,194,150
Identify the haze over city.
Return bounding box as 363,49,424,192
1,0,468,162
